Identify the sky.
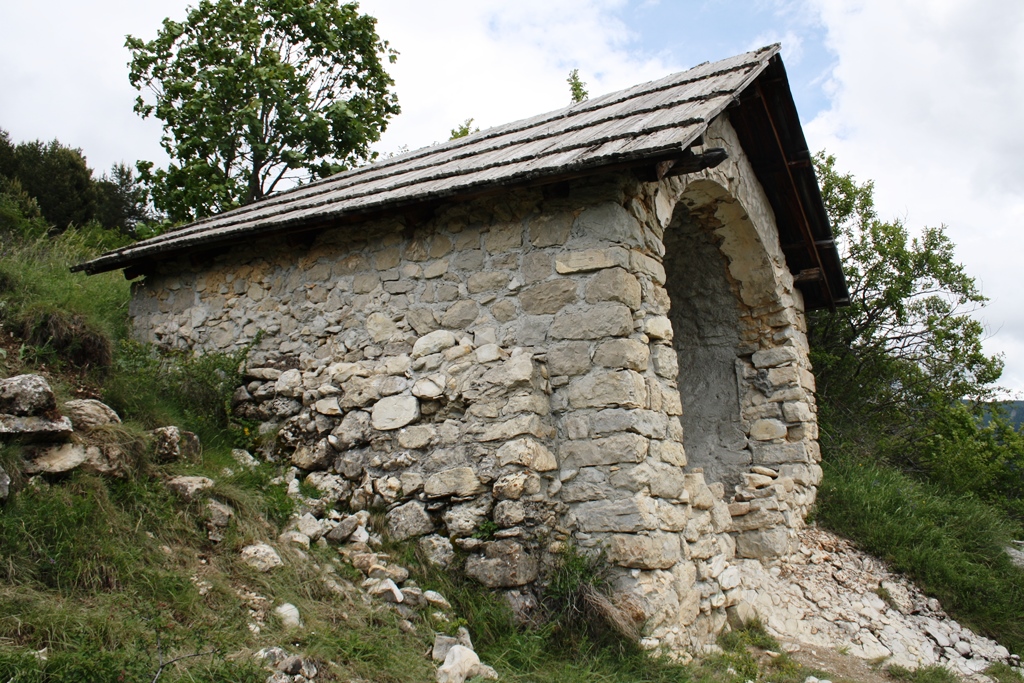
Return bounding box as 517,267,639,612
1,0,1022,395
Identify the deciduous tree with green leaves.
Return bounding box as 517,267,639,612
808,153,1021,508
127,0,400,223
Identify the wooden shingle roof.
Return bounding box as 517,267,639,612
76,44,848,309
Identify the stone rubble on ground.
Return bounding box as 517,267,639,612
738,525,1020,681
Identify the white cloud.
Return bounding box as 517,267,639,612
360,0,678,154
805,0,1024,393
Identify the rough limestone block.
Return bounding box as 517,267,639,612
606,532,681,569
167,475,215,500
21,443,94,474
371,395,420,431
467,271,509,293
629,250,667,285
572,498,647,533
585,267,642,309
0,374,56,416
749,419,787,441
386,501,435,541
546,342,592,376
478,414,554,442
751,346,800,368
593,339,650,371
240,543,283,572
441,300,479,329
465,540,538,587
62,399,121,430
750,441,808,465
559,432,649,467
424,467,484,498
495,438,557,471
0,415,74,439
529,212,573,247
567,369,647,409
649,439,687,466
413,330,457,358
554,247,629,274
519,279,578,314
550,303,633,340
735,528,794,560
573,202,644,247
590,408,668,439
643,316,673,341
650,345,679,379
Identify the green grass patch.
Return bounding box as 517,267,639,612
817,454,1024,654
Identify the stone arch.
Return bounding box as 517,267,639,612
661,179,786,490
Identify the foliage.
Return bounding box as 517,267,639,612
127,0,400,222
810,153,1002,452
0,127,155,236
94,161,156,236
567,68,589,104
816,454,1024,654
449,117,479,140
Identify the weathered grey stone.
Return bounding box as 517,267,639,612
368,577,404,603
167,475,214,500
572,498,646,533
735,528,794,559
479,414,554,442
468,271,510,293
371,395,420,431
291,439,332,471
751,346,800,368
519,279,578,314
575,202,644,247
273,602,302,628
407,308,440,335
493,499,526,526
749,419,787,441
589,409,668,439
22,442,94,474
413,330,456,358
726,601,758,629
339,376,384,408
412,377,445,399
441,300,479,329
495,438,557,471
550,303,633,340
314,396,343,415
683,473,715,510
554,246,629,274
546,342,591,377
465,540,538,587
607,532,681,569
443,496,492,537
567,370,646,409
419,534,455,567
643,316,673,340
750,441,809,465
492,470,540,500
529,212,572,247
593,338,650,371
274,369,304,397
0,374,56,416
398,424,435,449
231,448,258,468
628,250,666,285
62,399,121,430
435,645,480,683
425,467,484,497
386,500,435,541
650,439,686,466
326,515,360,543
331,410,372,449
0,414,74,439
151,426,201,462
560,432,649,467
585,267,642,309
0,465,9,501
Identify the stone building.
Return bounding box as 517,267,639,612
78,45,847,649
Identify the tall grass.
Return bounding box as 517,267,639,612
817,454,1024,654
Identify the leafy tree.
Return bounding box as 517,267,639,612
0,134,97,232
449,118,479,140
567,69,588,104
95,162,155,236
809,152,1008,474
127,0,401,223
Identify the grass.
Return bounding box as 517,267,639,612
817,453,1024,654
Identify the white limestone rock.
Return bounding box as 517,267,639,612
371,395,420,430
240,542,283,571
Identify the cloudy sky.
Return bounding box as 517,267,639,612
2,0,1022,394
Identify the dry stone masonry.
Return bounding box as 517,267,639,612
127,115,823,651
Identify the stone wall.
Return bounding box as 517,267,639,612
128,114,823,651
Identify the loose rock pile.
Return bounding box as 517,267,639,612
739,526,1020,680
